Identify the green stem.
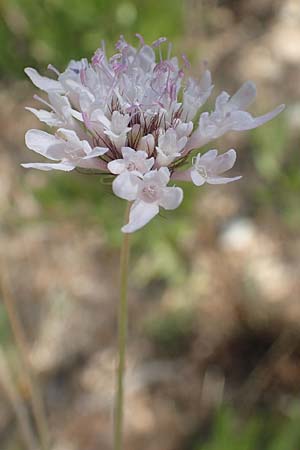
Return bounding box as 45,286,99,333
114,202,131,450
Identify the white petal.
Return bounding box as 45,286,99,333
212,149,237,174
122,200,159,233
157,167,170,185
200,149,218,163
190,169,206,186
25,107,62,126
207,175,242,184
215,91,230,112
144,157,155,171
177,136,188,152
25,68,64,93
138,45,155,71
228,81,256,110
121,147,138,159
112,172,140,201
48,92,71,113
21,162,75,171
143,167,170,186
108,159,127,175
25,129,60,160
137,134,155,154
231,104,285,131
79,90,95,112
160,187,183,210
248,104,285,129
56,128,81,145
83,147,108,158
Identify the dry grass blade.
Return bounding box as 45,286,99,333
0,347,40,450
0,267,50,450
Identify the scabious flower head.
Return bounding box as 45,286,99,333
23,35,285,233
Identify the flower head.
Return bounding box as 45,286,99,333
23,35,285,232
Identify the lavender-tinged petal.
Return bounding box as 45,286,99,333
228,81,256,110
21,162,75,171
112,172,140,201
25,68,64,93
156,167,170,185
199,149,218,163
144,157,155,171
231,104,285,131
25,129,60,160
108,159,127,175
190,170,206,186
122,200,159,233
25,107,62,127
56,128,81,145
207,175,242,184
121,147,139,159
143,167,170,185
215,91,230,113
211,149,237,174
82,147,108,158
159,187,183,210
48,92,71,112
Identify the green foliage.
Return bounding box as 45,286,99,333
0,303,10,346
0,0,183,79
251,115,300,229
143,308,195,356
194,407,300,450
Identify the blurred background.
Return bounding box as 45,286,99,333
0,0,300,449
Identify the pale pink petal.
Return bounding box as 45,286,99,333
108,159,127,174
231,104,285,131
122,200,159,233
83,147,108,158
56,128,80,145
25,107,61,126
112,172,141,201
207,175,242,184
21,162,75,171
144,157,155,171
159,187,183,210
156,167,170,185
200,149,218,162
121,147,137,159
25,68,63,93
228,81,256,110
211,149,237,174
25,129,61,160
143,167,170,186
190,170,206,186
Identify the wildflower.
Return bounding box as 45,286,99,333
23,129,108,171
190,149,241,185
115,168,183,233
23,35,285,232
108,147,154,177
